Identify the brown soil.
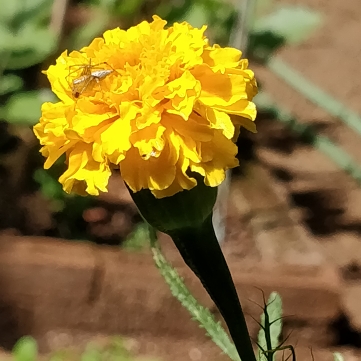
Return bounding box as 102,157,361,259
254,0,361,335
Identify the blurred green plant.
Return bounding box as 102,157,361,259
10,336,159,361
255,91,361,187
73,0,237,47
34,165,95,239
122,222,150,252
248,0,323,61
249,0,361,143
0,0,56,70
334,353,345,361
12,336,37,361
176,0,237,45
267,56,361,138
0,0,57,127
251,0,361,201
251,1,361,149
4,89,55,126
67,7,112,52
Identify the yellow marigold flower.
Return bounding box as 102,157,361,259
33,15,258,198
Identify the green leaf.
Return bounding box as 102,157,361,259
334,353,344,361
33,168,65,204
0,0,22,25
267,293,282,346
257,292,282,361
122,223,150,251
81,345,102,361
116,0,144,17
12,0,52,27
155,0,193,24
253,6,323,45
0,0,52,26
253,90,274,110
0,25,15,53
4,89,55,126
3,25,57,70
48,350,69,361
182,3,208,29
101,337,131,360
0,74,23,95
13,336,38,361
98,0,117,8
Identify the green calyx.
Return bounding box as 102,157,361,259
128,178,217,234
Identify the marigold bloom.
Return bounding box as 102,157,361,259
34,15,258,198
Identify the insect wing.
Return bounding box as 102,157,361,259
91,69,113,79
72,74,95,98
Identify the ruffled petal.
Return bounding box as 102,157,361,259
34,16,258,198
59,144,111,195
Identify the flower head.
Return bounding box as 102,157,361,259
34,15,258,198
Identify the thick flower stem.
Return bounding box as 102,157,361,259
169,214,256,361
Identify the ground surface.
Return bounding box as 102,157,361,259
1,0,361,360
254,0,361,333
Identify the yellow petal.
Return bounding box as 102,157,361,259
59,144,111,195
202,45,242,73
193,64,248,108
34,16,258,198
121,146,176,192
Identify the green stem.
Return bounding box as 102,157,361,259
169,215,256,361
149,226,240,361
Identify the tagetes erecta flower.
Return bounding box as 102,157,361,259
34,15,258,198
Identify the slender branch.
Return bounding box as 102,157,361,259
50,0,70,40
230,0,256,52
214,0,257,244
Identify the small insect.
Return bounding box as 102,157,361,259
67,59,114,99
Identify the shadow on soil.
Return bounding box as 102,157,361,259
331,314,361,348
290,190,345,236
0,301,28,350
250,116,361,236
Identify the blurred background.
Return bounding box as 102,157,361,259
0,0,361,360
